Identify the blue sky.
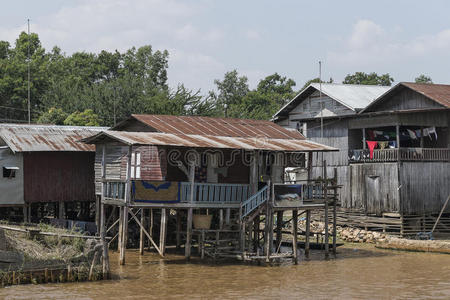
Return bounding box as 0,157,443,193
2,0,450,93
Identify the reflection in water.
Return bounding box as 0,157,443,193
2,245,450,300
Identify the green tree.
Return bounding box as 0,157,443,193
0,32,50,122
212,70,249,117
37,107,68,125
415,74,433,84
343,72,394,86
300,77,334,92
64,109,101,126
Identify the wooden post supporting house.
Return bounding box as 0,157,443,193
323,161,329,258
148,208,153,250
120,145,132,265
176,211,182,250
332,168,338,255
100,144,110,278
139,208,145,255
292,209,298,264
185,161,195,259
276,211,283,252
160,208,168,255
305,210,311,257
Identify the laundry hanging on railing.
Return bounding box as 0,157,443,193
379,141,389,150
388,141,397,148
366,141,378,159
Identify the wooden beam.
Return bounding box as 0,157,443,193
120,145,132,265
100,144,110,278
276,211,283,252
332,168,338,255
148,208,153,251
176,210,182,250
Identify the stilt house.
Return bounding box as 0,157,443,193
83,114,338,263
273,82,450,235
0,124,105,227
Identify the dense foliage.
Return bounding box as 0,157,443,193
1,32,402,125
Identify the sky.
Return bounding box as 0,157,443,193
2,0,450,94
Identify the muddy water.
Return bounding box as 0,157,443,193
2,245,450,300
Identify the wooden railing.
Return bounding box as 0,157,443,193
180,182,251,203
103,180,126,200
241,185,269,218
349,148,450,162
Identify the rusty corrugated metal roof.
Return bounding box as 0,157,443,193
82,130,337,152
118,114,306,139
0,124,107,152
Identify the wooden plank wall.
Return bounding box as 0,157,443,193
400,162,450,215
368,87,444,112
349,163,400,215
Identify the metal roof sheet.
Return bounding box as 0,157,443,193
0,124,108,152
119,114,306,139
273,83,390,119
82,130,337,152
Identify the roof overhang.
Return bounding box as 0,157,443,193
82,131,338,152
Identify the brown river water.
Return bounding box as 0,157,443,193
2,244,450,300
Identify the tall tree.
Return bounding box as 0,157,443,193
343,72,394,86
212,70,249,117
415,74,433,84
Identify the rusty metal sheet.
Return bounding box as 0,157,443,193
127,114,306,139
83,130,337,152
401,82,450,108
0,124,107,153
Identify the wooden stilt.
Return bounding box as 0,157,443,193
185,208,193,259
241,221,246,257
59,202,65,219
323,161,329,258
219,209,224,229
139,208,145,255
120,206,128,265
225,208,231,226
292,209,298,264
118,207,123,252
276,211,283,252
176,210,182,250
305,210,311,257
100,202,110,278
148,208,153,250
253,216,260,252
332,168,337,255
95,196,100,235
160,208,168,255
265,204,272,262
22,205,28,223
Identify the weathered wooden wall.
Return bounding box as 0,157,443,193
367,87,444,112
348,163,400,215
24,152,95,203
400,162,450,215
94,144,166,194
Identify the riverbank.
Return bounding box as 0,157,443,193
0,223,105,287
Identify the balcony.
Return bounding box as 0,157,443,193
348,148,450,163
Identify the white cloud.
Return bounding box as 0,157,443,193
328,19,450,67
0,0,227,92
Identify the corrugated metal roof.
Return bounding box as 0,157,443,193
119,114,306,139
273,83,390,119
0,124,107,152
82,130,337,152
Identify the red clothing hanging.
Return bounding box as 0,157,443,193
366,141,378,159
